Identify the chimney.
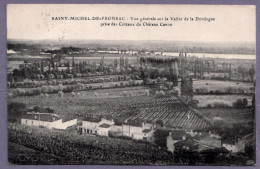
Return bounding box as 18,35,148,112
124,119,128,123
169,132,172,136
142,122,145,127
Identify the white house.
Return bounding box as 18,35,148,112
98,124,111,136
222,134,254,153
222,138,237,153
21,112,77,130
80,117,115,135
122,121,154,141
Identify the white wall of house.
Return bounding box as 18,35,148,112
110,125,123,134
222,143,237,153
21,118,62,129
53,119,78,130
98,127,110,136
167,136,175,153
122,124,154,141
82,121,99,134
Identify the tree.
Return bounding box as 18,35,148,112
8,102,27,122
153,129,170,147
155,119,164,127
233,98,248,108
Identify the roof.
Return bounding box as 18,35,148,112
21,113,61,122
170,130,187,140
99,123,111,128
142,129,152,133
174,139,200,152
222,138,236,145
83,117,101,123
123,120,143,127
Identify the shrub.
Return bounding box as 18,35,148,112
41,86,48,94
233,98,248,108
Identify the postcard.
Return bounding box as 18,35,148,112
6,4,256,166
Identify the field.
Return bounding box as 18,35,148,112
8,142,62,165
199,107,254,124
194,95,253,107
193,80,254,93
8,123,176,165
9,87,211,130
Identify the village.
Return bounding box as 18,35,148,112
7,42,256,165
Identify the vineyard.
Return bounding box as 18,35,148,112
10,94,211,130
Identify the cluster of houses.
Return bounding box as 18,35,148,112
20,113,253,154
78,117,155,142
166,129,254,154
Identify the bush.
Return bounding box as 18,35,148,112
154,129,170,147
233,98,248,108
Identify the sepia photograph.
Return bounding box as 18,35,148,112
6,4,256,166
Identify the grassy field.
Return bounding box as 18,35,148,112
199,107,254,124
194,95,253,107
193,80,254,93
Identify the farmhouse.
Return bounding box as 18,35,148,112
21,112,77,130
80,117,155,141
222,133,254,153
122,120,155,141
80,117,115,135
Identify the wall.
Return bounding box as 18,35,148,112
167,136,175,153
222,143,237,153
53,119,78,130
21,118,62,129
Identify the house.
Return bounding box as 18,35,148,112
21,113,62,129
222,133,254,153
167,130,189,153
122,120,154,141
98,124,111,136
222,138,237,153
21,112,77,130
80,117,114,135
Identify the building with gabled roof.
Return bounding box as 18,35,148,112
21,112,77,130
122,120,155,141
80,117,114,135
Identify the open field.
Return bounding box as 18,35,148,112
194,95,253,107
199,107,254,124
193,80,254,94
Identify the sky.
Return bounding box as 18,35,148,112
7,4,256,43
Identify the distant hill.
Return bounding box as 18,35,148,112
7,39,255,55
